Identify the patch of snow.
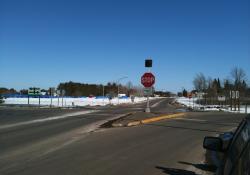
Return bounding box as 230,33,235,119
176,97,250,114
3,97,157,107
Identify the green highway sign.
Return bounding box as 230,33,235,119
144,88,153,96
28,87,41,96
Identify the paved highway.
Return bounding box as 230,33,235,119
0,98,247,175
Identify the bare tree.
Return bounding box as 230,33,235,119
193,73,207,92
126,81,133,96
134,85,144,97
207,77,213,89
230,67,247,89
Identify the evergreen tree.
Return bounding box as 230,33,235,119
212,79,218,96
217,78,221,93
224,79,230,90
182,89,188,97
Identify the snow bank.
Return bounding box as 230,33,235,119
176,97,250,114
3,96,153,107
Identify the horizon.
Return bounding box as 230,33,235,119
1,0,249,92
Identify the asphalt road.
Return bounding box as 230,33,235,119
0,98,247,175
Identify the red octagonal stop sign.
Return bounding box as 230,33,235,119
141,72,155,87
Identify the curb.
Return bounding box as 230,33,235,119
126,113,185,127
101,112,133,128
127,121,141,127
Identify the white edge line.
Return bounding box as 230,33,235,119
0,110,98,130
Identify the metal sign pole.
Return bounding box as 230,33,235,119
62,96,63,107
234,91,236,111
50,88,52,108
237,91,240,112
238,98,240,112
61,90,65,107
193,97,194,109
50,96,52,108
118,85,119,105
230,91,232,111
39,95,40,107
58,96,59,107
146,67,150,113
145,94,150,113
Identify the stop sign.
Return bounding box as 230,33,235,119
141,72,155,87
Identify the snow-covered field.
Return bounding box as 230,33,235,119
176,97,250,114
3,97,154,107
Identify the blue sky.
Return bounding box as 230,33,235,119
0,0,249,92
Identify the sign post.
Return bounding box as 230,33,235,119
230,90,240,111
57,90,60,107
141,59,155,113
61,90,65,107
236,91,240,112
218,96,226,108
49,87,55,107
28,87,41,106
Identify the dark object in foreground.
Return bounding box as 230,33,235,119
203,115,250,175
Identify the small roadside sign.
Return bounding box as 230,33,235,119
230,90,239,99
56,90,61,96
28,87,41,96
144,88,152,96
230,91,235,99
218,96,226,102
235,91,239,99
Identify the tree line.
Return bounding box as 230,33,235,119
181,67,250,104
57,81,139,97
0,81,146,97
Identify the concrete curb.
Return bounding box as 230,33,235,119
127,121,141,127
112,123,124,127
126,113,185,127
102,112,134,128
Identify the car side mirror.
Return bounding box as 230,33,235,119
203,136,223,152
